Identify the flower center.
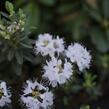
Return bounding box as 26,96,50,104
56,64,63,73
32,90,40,98
0,89,4,98
43,40,49,47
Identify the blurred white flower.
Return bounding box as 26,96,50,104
35,33,65,57
66,43,91,71
0,81,11,107
43,57,73,87
21,80,54,109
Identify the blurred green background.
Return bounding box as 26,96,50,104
0,0,109,109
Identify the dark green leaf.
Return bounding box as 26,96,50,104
83,4,102,22
90,27,109,52
7,49,14,61
57,3,76,14
23,3,40,32
72,14,86,40
102,0,109,18
15,50,23,64
20,42,32,49
12,62,22,75
40,0,55,6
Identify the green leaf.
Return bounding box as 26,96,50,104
83,4,102,22
72,14,86,40
15,0,26,8
106,29,109,42
12,62,22,75
20,42,32,49
23,3,40,32
102,0,109,18
0,14,1,20
57,3,76,14
72,85,82,92
18,9,25,18
83,72,97,88
90,27,109,52
7,49,14,61
15,50,23,65
40,0,55,6
23,53,34,63
63,97,68,106
5,1,14,16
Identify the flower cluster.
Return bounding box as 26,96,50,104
35,33,64,57
0,33,92,109
35,33,91,87
0,1,93,109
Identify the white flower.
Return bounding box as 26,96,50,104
66,43,91,71
0,81,11,107
21,80,54,109
43,57,73,87
35,33,65,57
35,33,55,57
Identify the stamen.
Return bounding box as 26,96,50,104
0,89,4,97
32,90,40,98
43,40,49,47
56,64,63,73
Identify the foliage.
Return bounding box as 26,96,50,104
0,1,35,76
